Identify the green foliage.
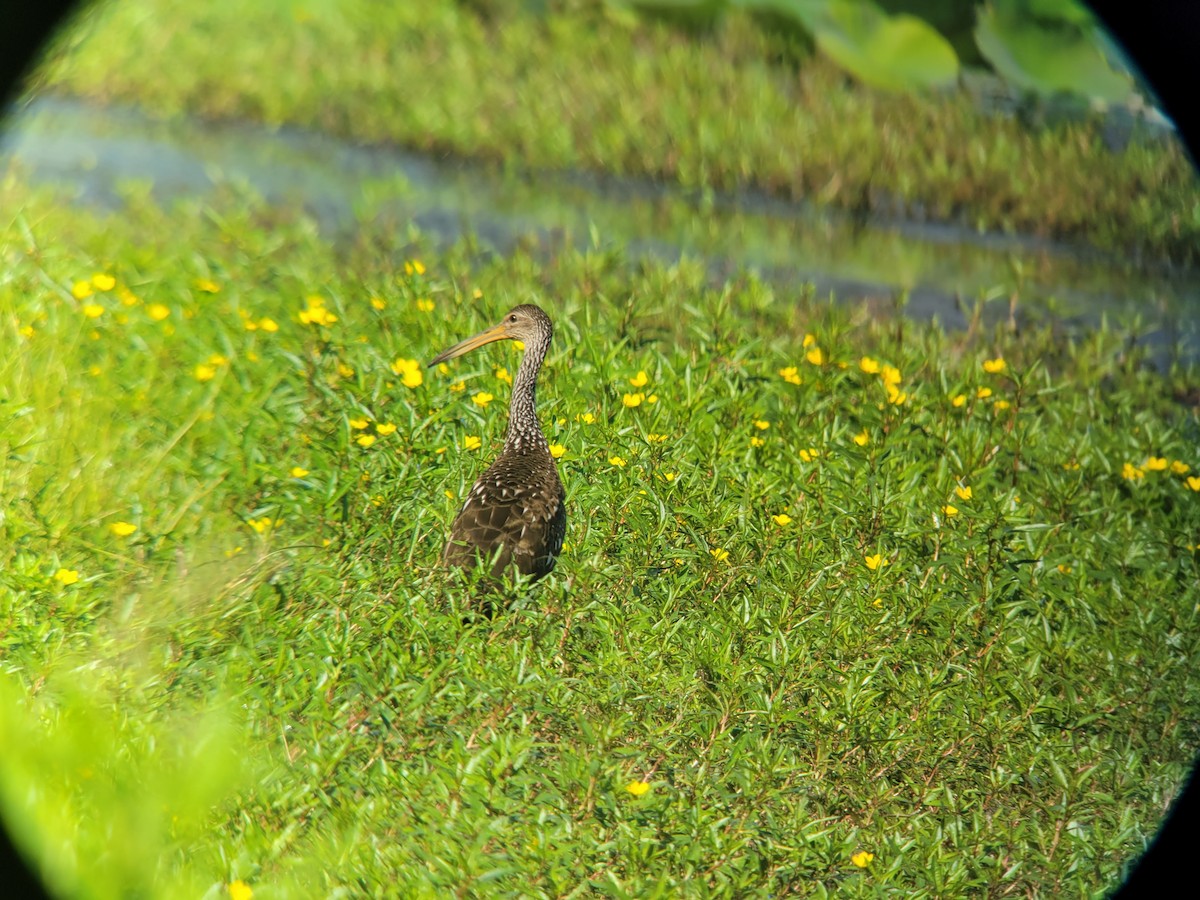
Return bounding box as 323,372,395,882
740,0,959,89
1,174,1198,896
24,0,1200,264
974,0,1134,103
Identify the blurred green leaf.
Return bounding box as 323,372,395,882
974,1,1134,102
742,0,959,90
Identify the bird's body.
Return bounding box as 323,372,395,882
429,305,565,585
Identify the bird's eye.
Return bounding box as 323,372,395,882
509,315,518,322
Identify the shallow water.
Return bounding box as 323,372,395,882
3,95,1198,362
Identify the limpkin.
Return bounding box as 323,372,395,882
428,304,566,585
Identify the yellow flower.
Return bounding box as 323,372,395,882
108,521,137,537
646,433,668,443
19,325,34,338
1145,457,1168,471
194,278,220,293
229,879,253,900
349,418,369,430
1121,462,1145,481
951,394,967,408
630,370,649,387
463,435,482,451
449,380,465,392
1057,564,1072,574
356,434,377,448
881,365,902,387
993,400,1011,411
71,280,93,299
976,386,992,399
609,455,627,468
625,780,651,797
851,851,874,868
798,448,820,463
853,430,869,447
647,394,658,404
1170,460,1190,475
772,513,792,526
982,357,1006,374
404,260,426,276
472,288,483,299
416,298,435,313
859,356,881,374
91,273,116,291
753,419,770,430
258,317,279,332
942,505,958,518
803,333,816,348
494,366,512,384
298,295,337,326
147,303,170,321
663,472,676,482
955,485,972,501
472,391,495,408
805,347,824,365
778,366,802,385
194,364,217,382
208,353,228,367
1063,460,1081,471
375,423,397,436
337,363,355,378
750,436,765,448
82,303,105,319
391,358,423,389
549,443,566,459
247,516,278,534
1187,476,1200,492
290,467,310,478
53,568,80,585
865,554,887,571
886,384,907,405
710,548,729,561
371,297,387,310
622,392,644,408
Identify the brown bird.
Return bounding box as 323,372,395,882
428,304,566,585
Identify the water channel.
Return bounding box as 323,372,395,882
3,95,1197,362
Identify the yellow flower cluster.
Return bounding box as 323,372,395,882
194,353,229,383
299,295,338,326
391,358,423,389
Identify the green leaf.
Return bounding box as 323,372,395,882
741,0,959,90
974,2,1134,102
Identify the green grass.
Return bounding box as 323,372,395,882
2,174,1199,897
25,0,1200,265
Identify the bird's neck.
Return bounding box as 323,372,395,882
504,342,548,456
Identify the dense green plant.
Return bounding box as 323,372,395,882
1,175,1198,897
620,0,1134,98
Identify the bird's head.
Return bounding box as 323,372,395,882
428,304,552,367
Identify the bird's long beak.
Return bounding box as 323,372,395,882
427,322,512,367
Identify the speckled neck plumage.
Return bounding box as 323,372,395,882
504,317,551,456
